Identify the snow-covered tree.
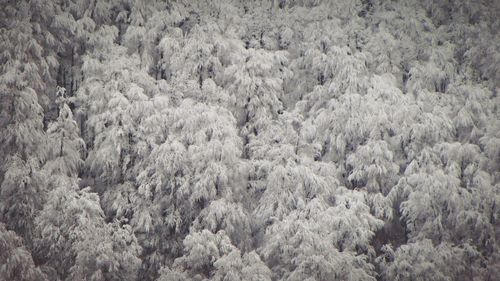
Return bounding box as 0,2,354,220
378,240,474,281
43,88,85,179
0,86,48,171
35,180,141,281
164,230,271,281
1,1,499,280
0,223,47,281
260,193,382,281
0,155,46,245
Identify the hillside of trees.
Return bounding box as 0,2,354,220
0,0,499,280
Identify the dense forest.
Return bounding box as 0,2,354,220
0,0,499,280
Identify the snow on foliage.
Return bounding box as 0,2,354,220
0,1,498,281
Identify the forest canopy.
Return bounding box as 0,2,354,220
0,0,499,280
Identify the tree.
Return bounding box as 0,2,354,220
0,0,58,108
43,88,85,179
0,87,48,244
193,198,251,250
128,99,243,279
0,223,47,281
346,140,399,194
222,46,287,129
0,86,47,171
0,155,46,245
260,193,382,281
165,229,271,281
378,240,475,281
35,180,141,281
77,26,157,186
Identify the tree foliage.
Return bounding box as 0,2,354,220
0,1,498,281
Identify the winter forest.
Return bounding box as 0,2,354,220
1,0,499,280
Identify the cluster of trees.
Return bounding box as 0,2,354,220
0,0,499,280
